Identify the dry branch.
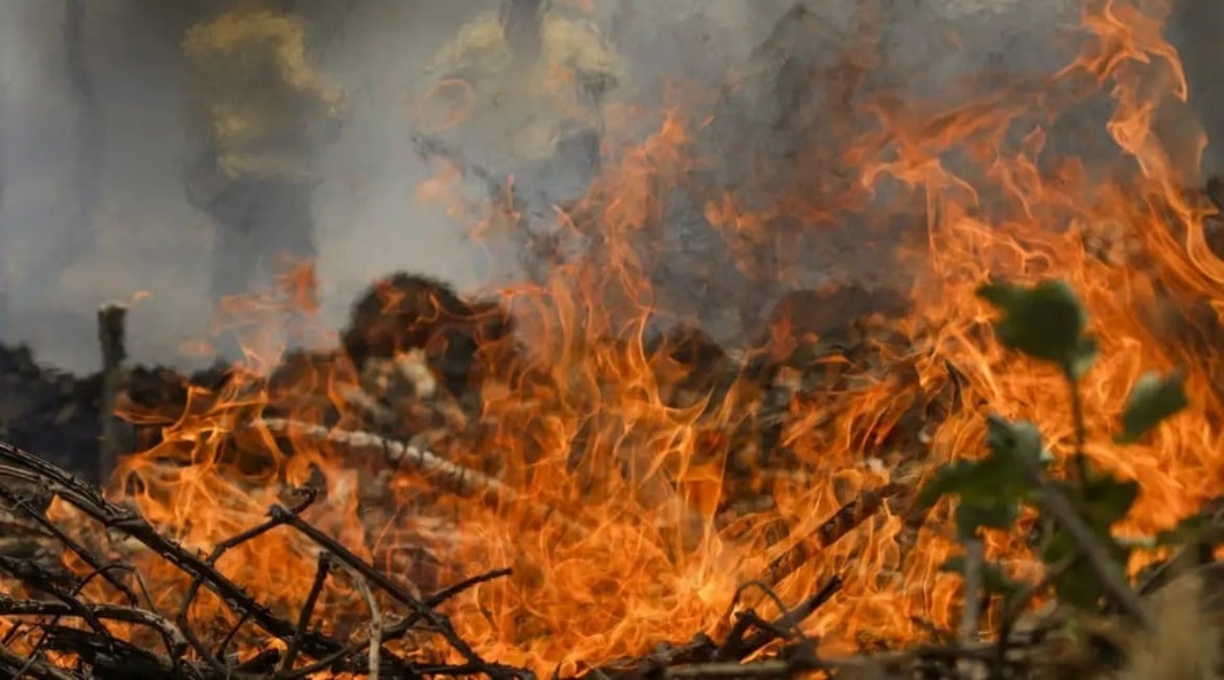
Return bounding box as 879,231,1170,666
762,483,901,586
259,418,587,537
0,436,523,679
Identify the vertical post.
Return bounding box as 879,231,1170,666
97,303,129,484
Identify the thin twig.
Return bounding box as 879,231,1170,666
1065,372,1090,487
957,537,985,678
280,552,332,673
0,485,139,605
958,537,984,644
763,484,899,586
260,419,585,537
214,610,251,661
424,568,513,609
0,645,76,680
735,577,843,660
0,556,112,643
269,504,511,678
1020,456,1152,630
0,595,188,658
176,485,319,663
994,553,1077,668
0,440,346,660
293,567,515,677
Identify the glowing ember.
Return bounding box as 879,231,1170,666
8,0,1224,677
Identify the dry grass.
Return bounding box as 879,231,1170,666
1118,568,1222,680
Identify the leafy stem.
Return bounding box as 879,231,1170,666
1064,372,1089,487
922,278,1190,637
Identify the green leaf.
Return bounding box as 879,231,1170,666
1116,370,1189,444
1041,531,1107,610
984,414,1044,468
1041,518,1134,613
922,417,1045,495
1154,515,1207,547
940,556,1024,600
955,503,1019,538
1052,561,1106,610
1078,472,1139,532
976,280,1095,377
918,415,1045,540
917,460,979,509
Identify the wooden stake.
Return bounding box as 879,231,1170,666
96,303,130,483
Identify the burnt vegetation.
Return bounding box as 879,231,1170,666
6,1,1224,679
1,267,1217,679
341,272,516,404
0,270,914,678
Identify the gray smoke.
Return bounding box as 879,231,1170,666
0,0,1215,373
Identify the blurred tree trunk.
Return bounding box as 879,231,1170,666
53,0,101,287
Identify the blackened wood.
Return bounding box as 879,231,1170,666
96,303,131,483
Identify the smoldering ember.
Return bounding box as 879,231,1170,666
3,1,1224,679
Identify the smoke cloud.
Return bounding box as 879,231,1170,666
0,0,1215,373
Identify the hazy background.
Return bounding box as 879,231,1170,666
0,0,1215,373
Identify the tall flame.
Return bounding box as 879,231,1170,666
52,0,1224,676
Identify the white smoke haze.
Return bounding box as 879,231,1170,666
0,0,1217,373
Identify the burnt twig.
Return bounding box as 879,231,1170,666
0,556,112,643
0,439,346,661
288,567,515,678
269,504,514,678
0,484,138,606
0,644,76,680
280,551,332,673
763,484,900,586
732,576,843,661
0,595,188,659
175,485,319,671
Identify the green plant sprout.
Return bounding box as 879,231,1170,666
919,278,1190,630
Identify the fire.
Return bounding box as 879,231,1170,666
21,0,1224,676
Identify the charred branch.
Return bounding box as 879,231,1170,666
0,436,526,679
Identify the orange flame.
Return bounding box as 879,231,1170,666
32,0,1224,676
